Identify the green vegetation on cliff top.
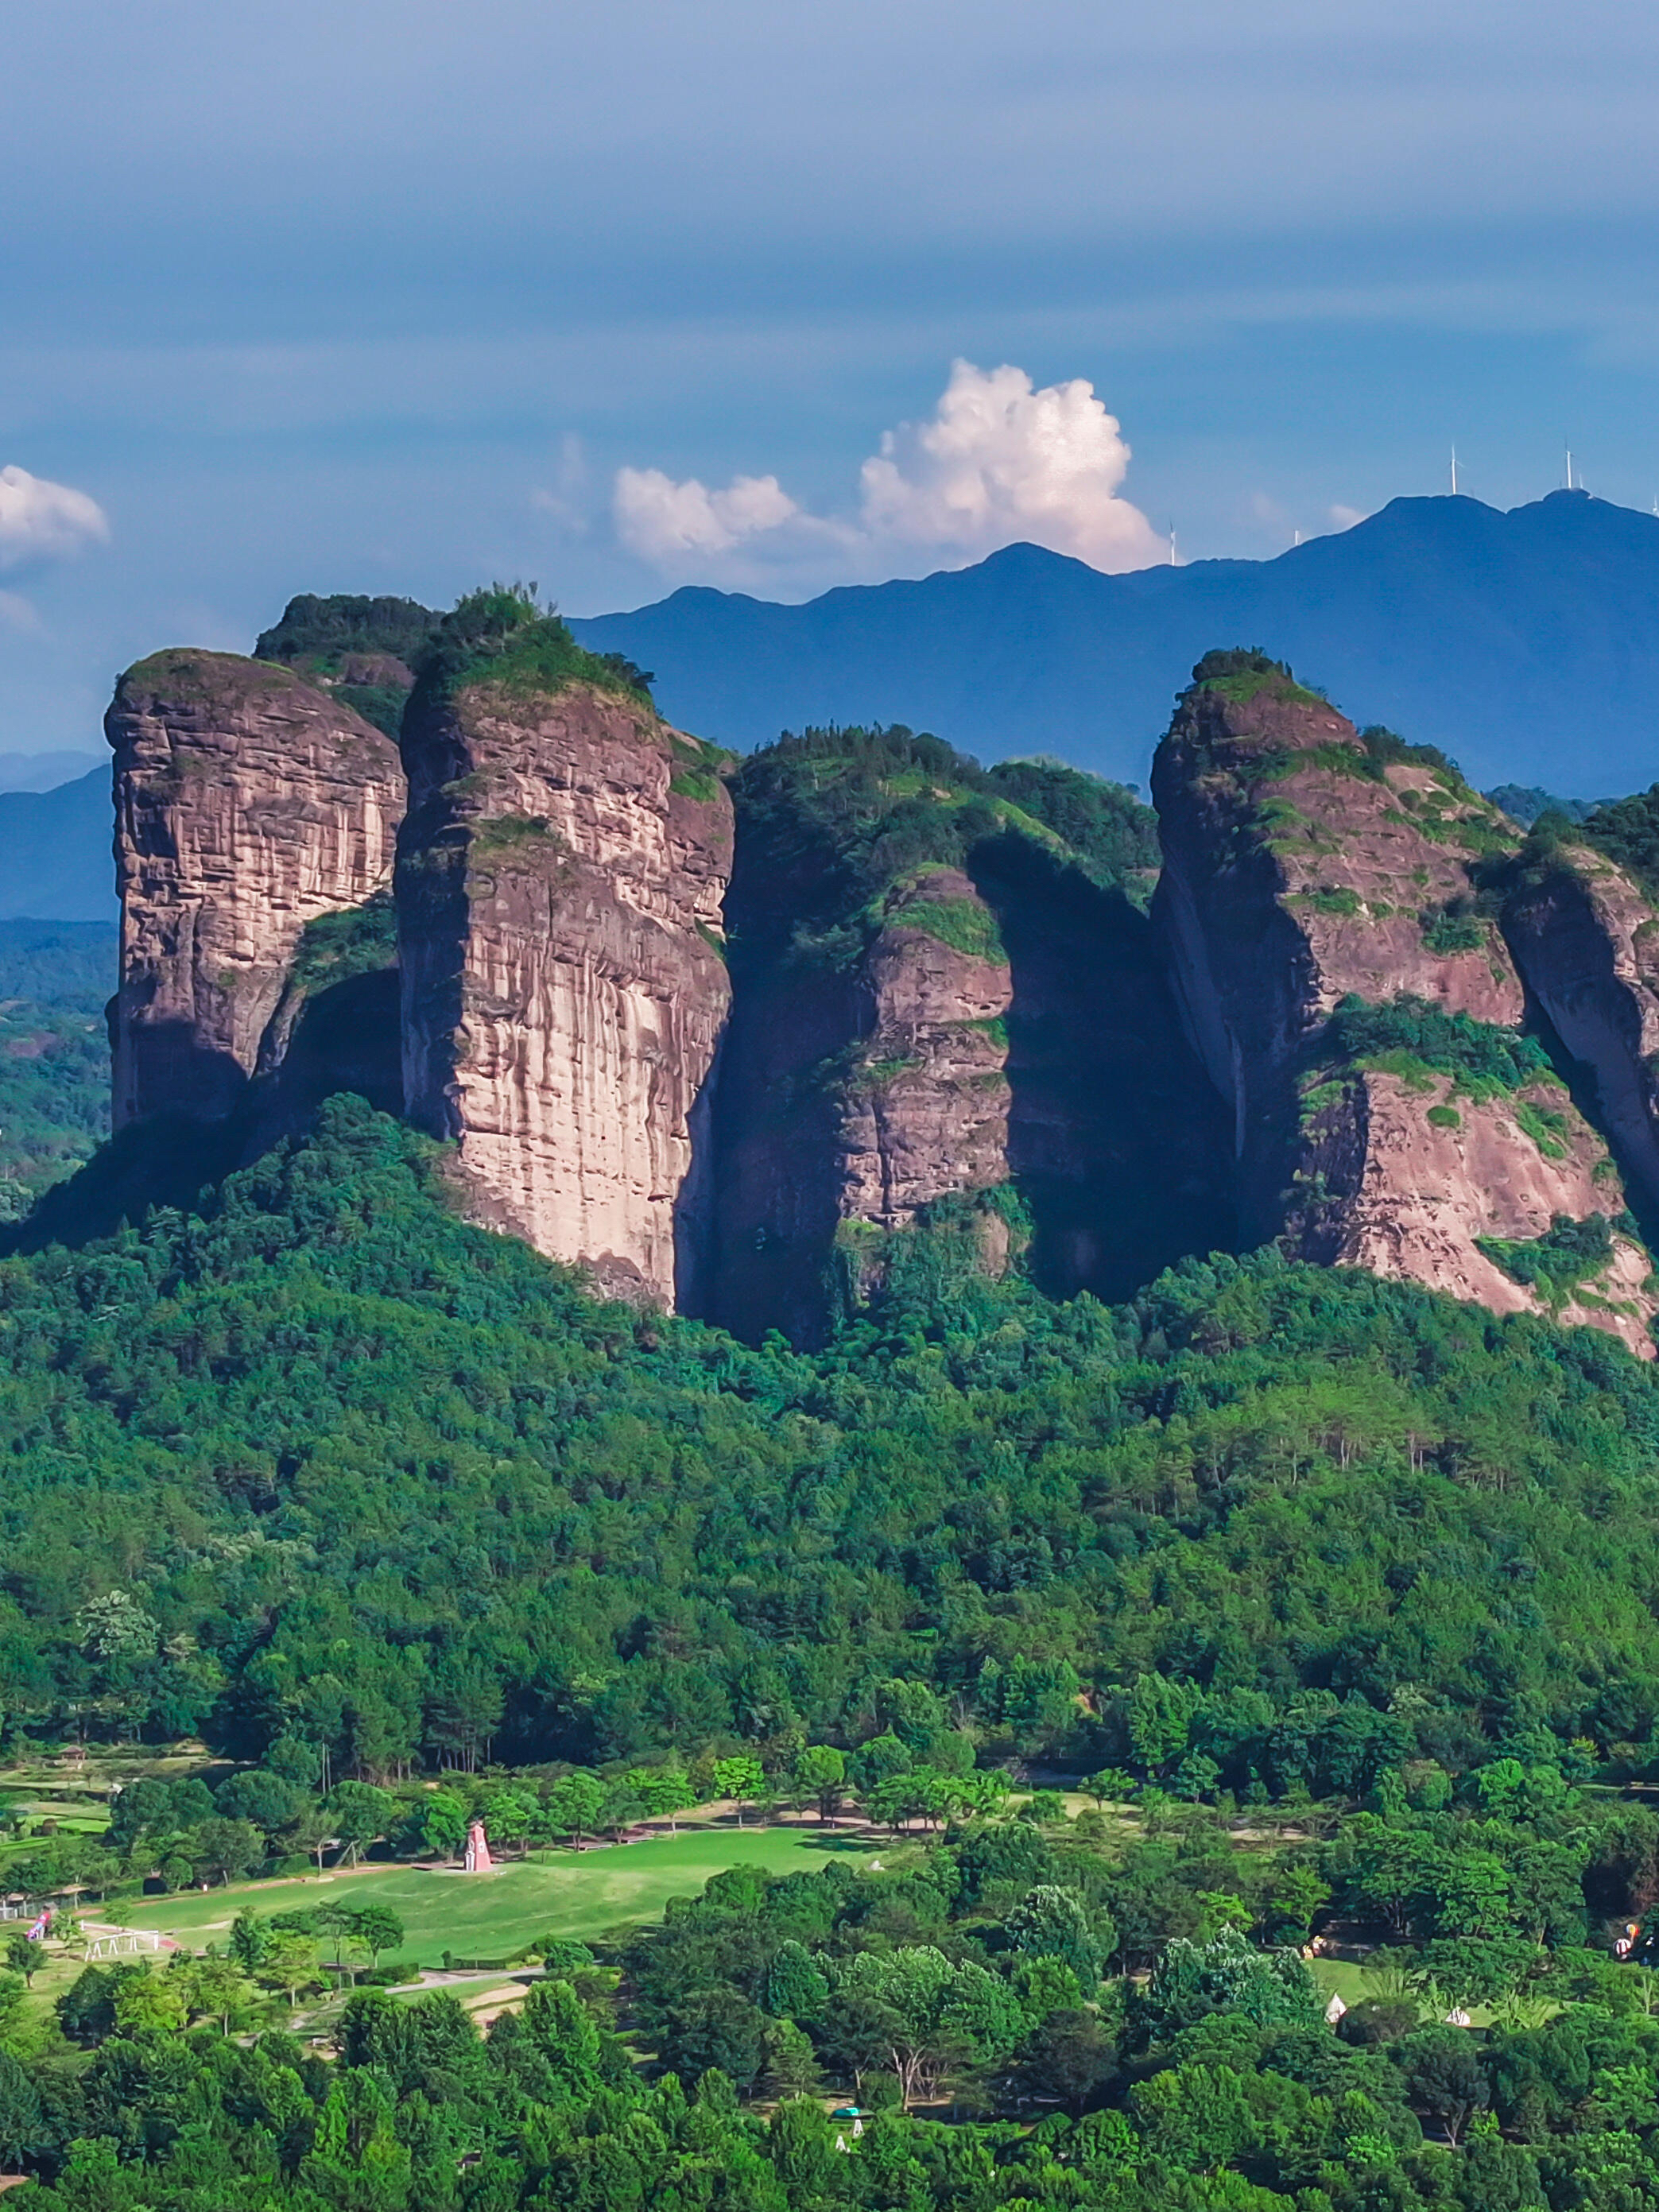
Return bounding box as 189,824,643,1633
413,585,656,715
255,593,440,671
727,723,1156,973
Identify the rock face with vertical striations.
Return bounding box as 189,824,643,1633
107,650,405,1131
395,602,733,1307
707,732,1020,1344
1500,832,1659,1218
706,727,1235,1342
1153,652,1659,1354
833,866,1014,1229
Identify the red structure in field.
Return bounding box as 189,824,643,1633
463,1820,493,1873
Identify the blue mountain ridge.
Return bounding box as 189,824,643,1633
0,768,116,922
570,489,1659,794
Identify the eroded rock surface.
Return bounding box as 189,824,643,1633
107,651,404,1129
397,676,732,1308
835,868,1014,1224
1153,662,1657,1352
1502,846,1659,1214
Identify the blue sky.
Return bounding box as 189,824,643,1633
5,0,1659,751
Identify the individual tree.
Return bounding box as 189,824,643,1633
850,1733,910,1794
632,1767,696,1832
1004,1885,1103,1992
762,1940,830,2022
480,1787,537,1854
185,1954,254,2032
658,1985,769,2092
763,2018,824,2099
597,1777,648,1842
0,2051,45,2172
261,1931,321,2008
229,1909,270,1972
1130,2060,1253,2171
711,1756,765,1827
113,1970,188,2035
793,1746,847,1825
213,1770,304,1842
405,1791,468,1862
831,1947,1023,2107
520,1978,603,2097
4,1935,37,1988
349,1905,406,1973
1397,2026,1490,2146
324,1782,396,1867
1009,2007,1118,2113
1084,1768,1137,1808
191,1816,265,1885
546,1770,606,1845
300,2069,413,2210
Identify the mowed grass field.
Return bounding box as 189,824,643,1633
104,1825,865,1962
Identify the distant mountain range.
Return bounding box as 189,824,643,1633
0,749,103,793
571,490,1659,793
0,769,115,922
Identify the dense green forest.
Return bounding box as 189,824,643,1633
0,922,112,1222
10,626,1659,2202
3,1094,1659,1792
12,1772,1659,2210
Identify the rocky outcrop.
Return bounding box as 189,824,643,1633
1501,846,1659,1213
396,674,732,1308
107,651,404,1129
1153,658,1657,1353
707,867,1013,1341
1328,1067,1651,1341
835,868,1013,1225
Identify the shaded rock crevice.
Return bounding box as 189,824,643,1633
1501,851,1659,1222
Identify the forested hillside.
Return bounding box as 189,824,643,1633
5,1096,1659,1785
5,1102,1659,2206
0,920,112,1219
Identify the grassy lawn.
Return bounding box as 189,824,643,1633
104,1824,867,1963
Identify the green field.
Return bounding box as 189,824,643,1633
106,1825,866,1963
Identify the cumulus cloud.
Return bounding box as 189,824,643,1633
611,361,1165,579
0,464,108,570
858,361,1164,568
614,467,809,560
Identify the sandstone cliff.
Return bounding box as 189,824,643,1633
709,729,1234,1341
836,867,1013,1218
1500,840,1659,1214
709,866,1014,1342
1153,654,1657,1353
107,650,404,1130
396,635,732,1309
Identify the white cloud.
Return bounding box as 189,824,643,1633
0,464,108,570
614,467,808,560
859,360,1165,568
611,360,1165,580
1328,502,1367,529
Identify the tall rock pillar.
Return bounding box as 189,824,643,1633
396,614,733,1309
107,650,404,1129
